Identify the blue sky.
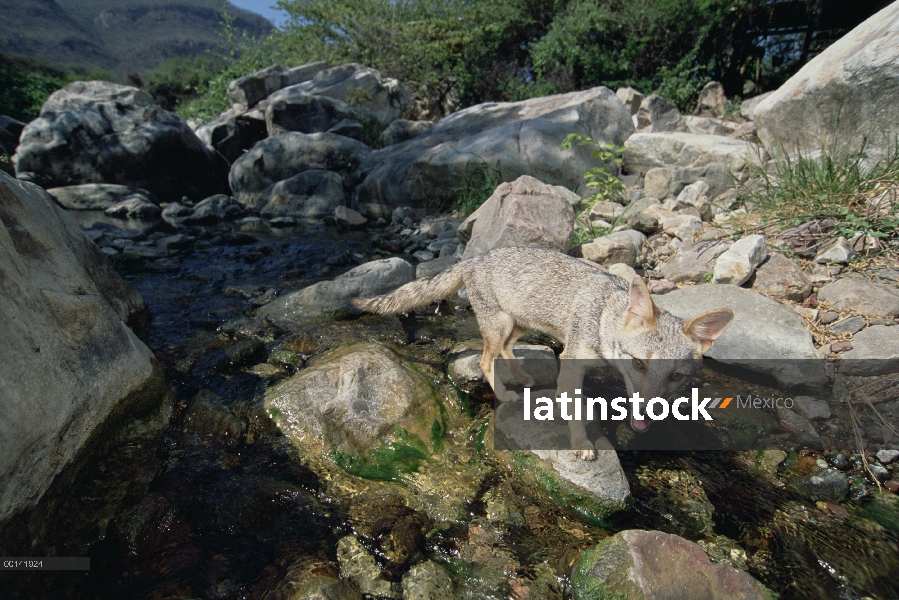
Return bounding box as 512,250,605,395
229,0,289,27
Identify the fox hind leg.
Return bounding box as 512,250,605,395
500,325,535,387
478,312,520,403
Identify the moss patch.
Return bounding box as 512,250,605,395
329,428,430,482
571,540,626,600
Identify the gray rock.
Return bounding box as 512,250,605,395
661,214,702,243
184,194,246,225
671,180,709,211
793,396,832,421
227,62,329,108
814,236,856,264
380,119,434,147
683,115,738,136
161,201,193,219
740,91,775,120
831,315,866,335
48,184,156,211
616,87,644,115
754,3,899,165
335,205,367,227
749,254,812,302
259,170,347,218
713,234,767,285
461,176,574,259
869,464,889,481
839,326,899,375
265,93,358,136
877,449,899,464
447,342,558,391
608,263,637,283
636,94,687,132
353,86,633,216
653,284,826,387
336,536,395,598
660,239,732,283
327,118,365,140
588,201,625,222
581,230,646,267
265,342,444,458
194,114,268,164
533,438,630,510
228,132,370,209
412,250,435,262
40,80,156,114
818,278,899,317
402,560,455,600
572,530,771,600
789,469,848,503
621,197,662,232
776,407,822,447
104,197,162,221
257,257,414,322
647,279,675,294
0,171,167,523
14,100,224,201
696,81,727,117
264,63,409,127
182,389,245,440
416,255,459,279
623,132,760,174
157,234,190,249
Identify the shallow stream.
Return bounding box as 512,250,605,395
2,220,897,599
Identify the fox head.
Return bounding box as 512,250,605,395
605,276,733,432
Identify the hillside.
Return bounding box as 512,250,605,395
0,0,273,76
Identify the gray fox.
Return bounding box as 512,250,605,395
353,247,733,460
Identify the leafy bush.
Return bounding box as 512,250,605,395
0,54,71,121
452,159,503,216
562,133,626,246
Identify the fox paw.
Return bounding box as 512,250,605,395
497,390,520,403
571,439,596,460
519,375,536,387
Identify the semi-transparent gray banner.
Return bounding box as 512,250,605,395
491,358,899,451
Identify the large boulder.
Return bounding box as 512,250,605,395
47,184,156,211
262,63,409,127
40,80,156,114
754,3,899,162
14,91,225,201
227,62,330,109
0,172,169,523
265,94,359,137
352,86,634,217
572,530,772,600
194,115,268,164
257,257,415,323
228,132,371,210
653,284,827,388
623,132,760,174
259,170,347,218
461,176,574,259
265,342,445,458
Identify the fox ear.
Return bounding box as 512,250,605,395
624,276,657,328
684,309,734,353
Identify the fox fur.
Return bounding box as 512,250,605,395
353,247,733,460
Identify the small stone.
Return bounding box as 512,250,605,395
335,205,368,227
819,311,840,325
412,250,434,262
876,449,899,464
884,480,899,493
268,216,297,227
868,464,890,481
831,315,866,335
790,469,849,502
713,234,767,285
827,453,851,470
816,458,829,469
100,246,119,255
608,263,637,283
830,340,853,353
647,279,676,294
750,254,812,301
793,397,831,421
814,236,856,264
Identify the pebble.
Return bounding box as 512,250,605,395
868,464,890,481
830,341,853,353
819,311,840,325
826,453,851,470
885,480,899,493
876,449,899,464
831,315,866,335
816,459,828,469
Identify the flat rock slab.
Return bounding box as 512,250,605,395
448,342,557,390
572,530,772,600
622,132,760,174
839,326,899,376
653,284,827,388
47,184,156,211
817,278,899,317
257,257,414,323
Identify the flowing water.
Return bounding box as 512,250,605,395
1,220,897,599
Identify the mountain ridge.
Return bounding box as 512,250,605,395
0,0,273,76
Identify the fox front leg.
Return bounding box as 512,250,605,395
556,360,594,460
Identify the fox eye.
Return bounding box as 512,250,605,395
632,358,645,372
670,372,683,382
